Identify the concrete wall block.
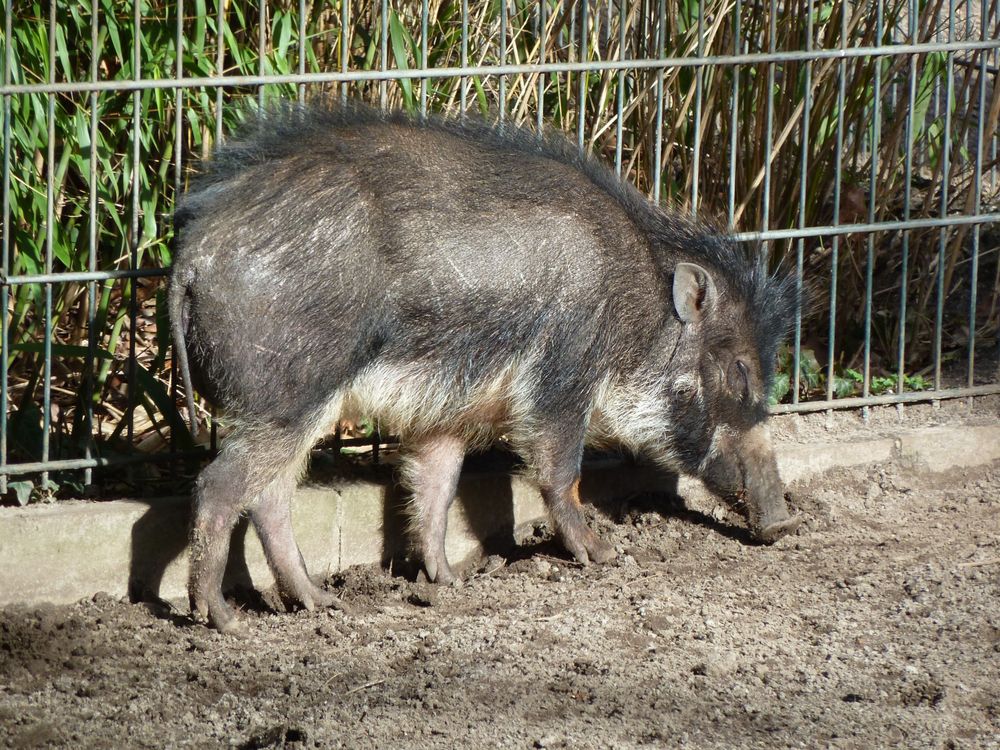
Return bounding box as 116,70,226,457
2,426,998,607
897,426,1000,473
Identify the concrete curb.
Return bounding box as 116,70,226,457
1,425,998,607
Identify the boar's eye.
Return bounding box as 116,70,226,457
729,360,750,400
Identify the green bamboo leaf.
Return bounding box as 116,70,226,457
192,0,207,53
472,75,489,114
187,107,203,147
104,8,123,70
910,52,946,153
276,10,292,61
388,10,415,110
142,197,158,243
223,25,247,73
75,109,91,150
54,23,72,82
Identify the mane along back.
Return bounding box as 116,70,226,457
179,101,796,369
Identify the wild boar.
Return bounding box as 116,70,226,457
170,103,799,633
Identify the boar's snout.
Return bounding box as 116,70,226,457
743,475,801,545
702,424,801,544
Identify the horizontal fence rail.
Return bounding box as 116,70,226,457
2,38,999,97
1,0,999,499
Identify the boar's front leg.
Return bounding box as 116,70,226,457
400,434,467,584
529,427,617,566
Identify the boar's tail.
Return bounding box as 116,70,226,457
168,267,199,439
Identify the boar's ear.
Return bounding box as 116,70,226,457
672,262,717,323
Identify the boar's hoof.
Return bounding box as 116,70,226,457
214,614,248,637
423,557,456,585
191,591,245,635
587,536,618,565
307,586,356,617
564,526,617,566
754,514,803,545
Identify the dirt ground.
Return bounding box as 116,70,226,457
1,411,999,749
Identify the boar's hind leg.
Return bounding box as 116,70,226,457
190,430,315,633
400,435,466,584
530,431,616,566
189,448,254,634
249,469,342,613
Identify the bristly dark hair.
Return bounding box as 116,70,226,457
179,100,798,372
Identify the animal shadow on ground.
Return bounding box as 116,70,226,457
128,501,278,624
378,448,519,581
578,455,759,544
126,448,519,618
126,449,758,622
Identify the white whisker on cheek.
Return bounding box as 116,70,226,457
586,374,676,465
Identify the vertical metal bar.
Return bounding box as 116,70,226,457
339,0,348,103
1,0,14,492
498,0,507,119
993,0,999,191
826,0,848,405
980,2,1000,381
171,0,184,451
380,0,388,108
84,0,99,485
128,0,141,451
727,0,741,228
862,0,884,419
175,0,184,202
793,0,815,406
931,0,941,144
652,0,665,202
258,0,266,108
42,0,56,490
691,0,704,214
614,0,626,175
567,0,575,130
967,1,987,390
537,0,546,132
577,0,588,149
960,0,971,128
897,0,918,408
889,0,898,114
215,0,224,142
933,2,955,392
420,0,429,117
211,1,224,452
760,0,776,236
299,0,307,103
460,0,469,114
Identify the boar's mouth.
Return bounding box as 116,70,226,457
707,453,800,544
724,487,802,544
695,424,802,544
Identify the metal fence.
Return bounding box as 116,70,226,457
2,0,999,499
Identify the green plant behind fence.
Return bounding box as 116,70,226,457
1,0,998,500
